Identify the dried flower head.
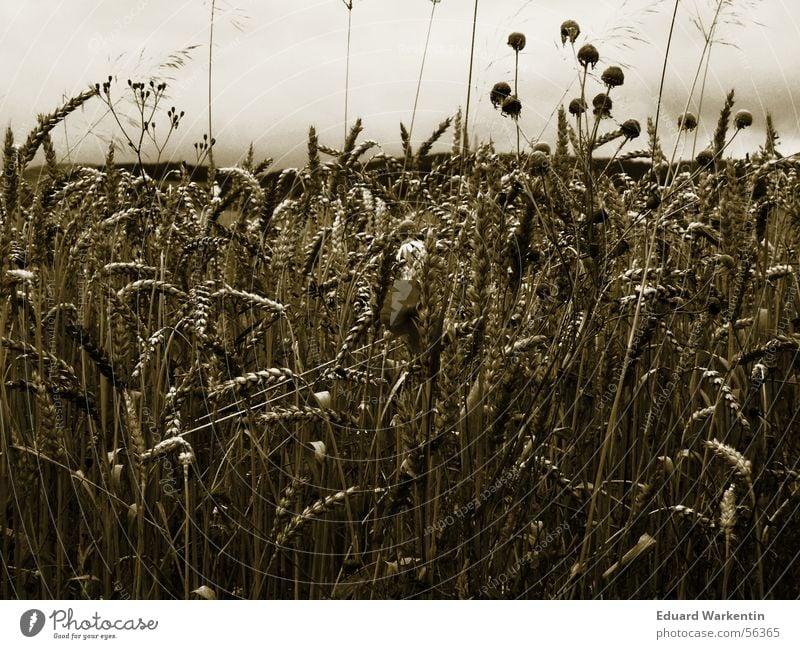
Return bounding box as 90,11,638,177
507,32,527,52
568,98,587,116
560,20,580,45
529,150,550,176
734,110,753,130
678,112,698,131
696,148,715,167
592,93,612,117
501,95,522,119
621,119,641,139
490,81,512,108
532,142,551,155
578,44,599,69
601,66,625,88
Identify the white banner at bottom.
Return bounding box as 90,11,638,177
2,600,798,648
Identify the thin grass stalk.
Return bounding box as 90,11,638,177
184,463,190,599
665,0,726,188
514,50,521,159
343,1,354,147
650,0,681,178
462,0,479,154
207,0,217,173
691,45,713,160
575,5,681,586
408,0,438,141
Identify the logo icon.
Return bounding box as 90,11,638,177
20,609,45,637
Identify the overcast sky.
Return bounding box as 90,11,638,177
1,0,798,168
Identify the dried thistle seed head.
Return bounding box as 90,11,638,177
678,112,698,131
501,95,522,119
578,43,599,68
507,32,527,52
592,93,612,117
532,142,551,155
734,109,753,129
490,81,512,108
560,19,580,45
621,119,641,139
696,148,715,167
568,98,587,116
601,66,625,88
529,150,550,175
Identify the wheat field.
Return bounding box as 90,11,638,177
1,10,800,600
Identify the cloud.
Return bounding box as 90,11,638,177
1,0,797,167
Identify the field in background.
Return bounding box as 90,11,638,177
2,7,800,598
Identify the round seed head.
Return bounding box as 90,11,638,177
529,150,550,176
678,112,698,131
621,119,641,139
696,148,715,167
501,95,522,119
592,93,612,117
560,20,581,45
568,98,587,116
532,142,552,155
601,66,625,88
734,110,753,129
578,44,599,69
490,81,512,108
507,32,527,52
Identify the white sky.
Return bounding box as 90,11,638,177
1,0,798,168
